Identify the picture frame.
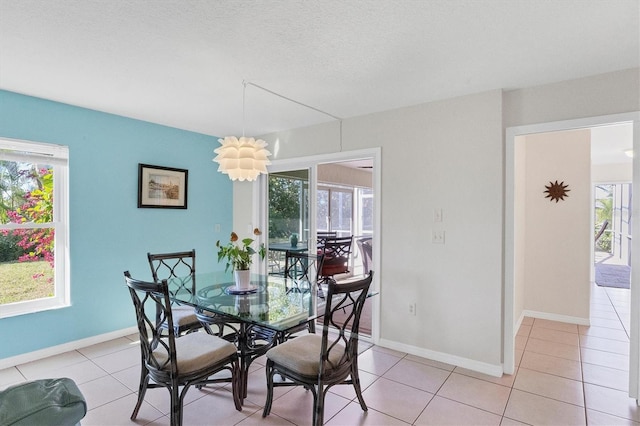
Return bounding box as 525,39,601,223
138,163,188,209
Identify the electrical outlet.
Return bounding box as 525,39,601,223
215,223,221,232
432,230,445,244
409,303,417,316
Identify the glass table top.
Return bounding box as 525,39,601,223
169,272,317,332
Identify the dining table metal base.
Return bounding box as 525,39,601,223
236,322,278,401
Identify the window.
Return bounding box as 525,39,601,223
268,171,309,242
317,184,354,236
0,138,69,318
357,187,374,237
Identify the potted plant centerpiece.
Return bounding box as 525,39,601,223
216,228,266,290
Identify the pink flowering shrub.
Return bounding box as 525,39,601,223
1,167,54,270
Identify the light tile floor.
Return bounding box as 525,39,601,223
1,282,638,425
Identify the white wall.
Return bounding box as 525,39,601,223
318,163,372,188
592,162,633,183
513,136,527,325
233,68,639,375
504,68,640,128
521,130,591,321
238,90,505,372
504,68,639,376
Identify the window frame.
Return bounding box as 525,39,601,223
0,138,70,318
317,183,354,236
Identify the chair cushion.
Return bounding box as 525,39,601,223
321,256,348,276
171,304,200,327
153,332,237,374
321,263,348,276
266,334,344,377
0,378,86,426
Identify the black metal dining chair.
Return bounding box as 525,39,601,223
148,249,238,339
124,271,241,426
318,236,353,284
356,237,373,275
262,271,374,426
147,250,203,336
284,251,325,285
280,251,325,340
249,251,326,349
316,231,337,246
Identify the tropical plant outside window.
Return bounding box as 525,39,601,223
268,173,307,241
0,139,69,318
594,184,613,253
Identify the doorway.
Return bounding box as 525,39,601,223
256,148,381,342
504,112,639,398
594,183,632,291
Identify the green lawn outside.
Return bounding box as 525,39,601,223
0,261,55,304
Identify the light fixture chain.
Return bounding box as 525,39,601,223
242,80,247,137
243,80,343,151
244,81,342,121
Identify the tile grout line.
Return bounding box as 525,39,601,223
580,308,588,425
605,287,631,340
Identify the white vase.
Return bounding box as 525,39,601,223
234,269,251,290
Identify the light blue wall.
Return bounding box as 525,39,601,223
0,90,233,359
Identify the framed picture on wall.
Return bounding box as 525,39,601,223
138,163,188,209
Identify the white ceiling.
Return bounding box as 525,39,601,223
591,123,634,165
0,0,638,161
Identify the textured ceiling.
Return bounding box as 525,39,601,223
0,0,638,146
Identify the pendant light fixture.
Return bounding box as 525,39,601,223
213,81,272,182
213,80,342,181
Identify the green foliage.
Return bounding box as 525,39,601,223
595,197,613,227
0,163,54,265
268,176,302,238
0,233,26,262
594,185,613,253
0,160,26,223
596,230,612,252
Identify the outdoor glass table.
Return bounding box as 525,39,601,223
267,243,312,276
268,242,310,253
169,272,317,402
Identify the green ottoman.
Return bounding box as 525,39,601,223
0,378,87,426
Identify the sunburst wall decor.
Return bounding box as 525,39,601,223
544,180,570,203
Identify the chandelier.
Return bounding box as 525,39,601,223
213,81,342,182
213,82,272,182
213,135,271,182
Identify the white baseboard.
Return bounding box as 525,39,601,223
514,314,525,338
377,338,504,378
0,326,138,370
4,329,510,379
522,310,590,326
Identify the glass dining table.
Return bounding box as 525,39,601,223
169,271,318,402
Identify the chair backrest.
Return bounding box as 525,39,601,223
317,231,338,246
284,251,325,283
124,271,178,378
356,237,373,275
320,236,353,276
319,271,373,377
148,250,196,299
